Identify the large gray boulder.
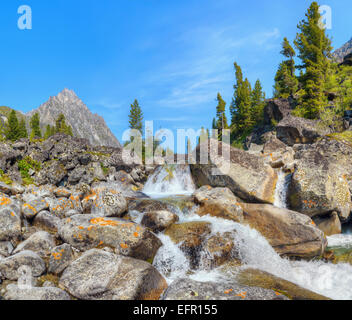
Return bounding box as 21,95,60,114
0,195,21,241
58,214,161,261
59,249,167,300
4,284,71,300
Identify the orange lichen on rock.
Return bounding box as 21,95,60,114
52,252,62,260
0,197,11,206
90,217,119,227
120,243,129,249
23,203,36,212
235,291,247,299
224,289,233,294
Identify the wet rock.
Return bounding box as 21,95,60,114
48,244,74,275
58,215,161,261
193,186,243,222
162,278,288,300
21,198,49,219
141,210,179,233
33,211,61,233
236,268,330,300
0,250,46,280
59,249,167,300
4,284,71,300
13,231,56,258
313,212,341,236
240,203,326,259
191,140,277,204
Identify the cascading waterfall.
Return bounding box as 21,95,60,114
143,165,196,198
273,169,292,208
135,164,352,300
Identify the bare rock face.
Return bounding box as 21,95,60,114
263,98,293,125
27,89,121,148
240,203,327,259
191,140,277,204
59,249,167,300
333,37,352,63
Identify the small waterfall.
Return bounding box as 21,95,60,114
143,165,196,198
274,170,292,208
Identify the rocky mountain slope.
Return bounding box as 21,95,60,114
333,37,352,63
27,89,121,148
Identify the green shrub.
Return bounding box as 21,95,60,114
18,156,41,184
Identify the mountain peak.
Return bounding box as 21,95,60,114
333,38,352,63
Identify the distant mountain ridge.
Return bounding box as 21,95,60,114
27,89,121,148
333,37,352,63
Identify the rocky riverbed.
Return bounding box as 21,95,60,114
1,99,352,300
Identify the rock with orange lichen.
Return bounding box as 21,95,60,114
48,197,81,218
4,284,71,300
53,187,72,198
193,186,243,223
58,214,162,261
21,198,49,219
59,249,167,300
13,231,56,258
0,250,46,280
141,210,179,233
33,210,62,232
162,278,288,300
0,196,21,241
48,244,74,275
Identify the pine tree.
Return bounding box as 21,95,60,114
5,110,20,141
30,113,41,139
44,125,52,139
274,38,298,98
294,1,333,118
55,114,73,136
251,79,266,125
18,119,28,139
215,93,229,140
128,99,143,134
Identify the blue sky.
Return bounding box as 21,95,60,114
0,0,351,146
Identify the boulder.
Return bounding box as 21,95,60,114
276,115,329,146
288,138,352,220
193,186,243,222
21,198,49,219
0,250,46,280
263,98,293,126
191,140,277,204
240,203,326,259
141,210,179,233
313,212,341,236
0,241,14,257
53,187,72,198
35,160,67,186
13,231,56,258
48,244,74,275
237,268,330,300
58,215,161,261
4,284,71,300
162,278,288,300
0,196,21,241
59,249,167,300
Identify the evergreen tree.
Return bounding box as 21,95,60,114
294,1,333,118
18,119,28,139
251,79,266,125
5,110,20,141
44,125,53,139
274,38,298,98
55,114,73,136
128,99,143,134
30,113,41,139
215,93,229,140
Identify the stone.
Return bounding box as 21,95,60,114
58,215,161,261
48,244,74,275
21,198,49,219
54,187,72,198
263,98,293,126
33,210,61,233
193,186,243,222
4,284,71,300
240,203,326,259
0,196,21,241
313,212,341,236
0,241,14,257
0,250,46,280
13,231,56,258
162,278,288,300
59,249,167,300
141,210,179,233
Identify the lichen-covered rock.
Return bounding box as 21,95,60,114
35,160,67,186
33,211,61,233
59,249,167,300
0,196,21,241
48,197,77,218
4,284,71,300
48,244,74,275
289,138,352,221
191,140,277,203
141,210,179,233
58,215,161,261
240,203,327,259
162,278,288,300
13,231,56,258
193,186,243,222
53,187,72,198
0,250,46,280
21,198,49,219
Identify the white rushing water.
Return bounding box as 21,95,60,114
143,165,196,198
328,234,352,249
273,170,292,208
141,164,352,300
